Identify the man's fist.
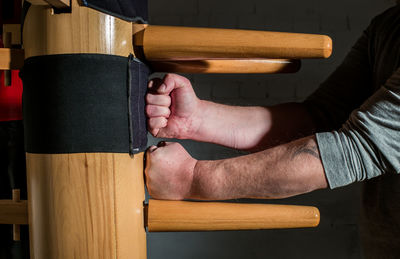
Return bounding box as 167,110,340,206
145,142,197,200
146,74,202,139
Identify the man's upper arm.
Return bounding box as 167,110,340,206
304,23,374,131
317,67,400,188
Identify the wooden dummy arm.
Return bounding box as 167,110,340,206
0,46,300,74
145,199,320,232
132,24,332,61
1,198,320,231
147,59,301,74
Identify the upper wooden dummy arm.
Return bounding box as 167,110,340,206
132,24,331,73
132,24,332,61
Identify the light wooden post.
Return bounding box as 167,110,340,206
23,2,146,258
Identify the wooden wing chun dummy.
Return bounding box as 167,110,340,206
0,0,333,258
22,0,149,258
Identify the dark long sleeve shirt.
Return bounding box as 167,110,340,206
304,5,400,189
304,5,400,257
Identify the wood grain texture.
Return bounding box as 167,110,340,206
133,24,332,61
149,59,301,74
23,2,145,258
0,48,25,69
23,0,133,59
26,153,146,259
0,200,28,225
147,199,320,232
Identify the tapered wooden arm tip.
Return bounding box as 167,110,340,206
146,199,320,232
323,36,333,58
311,207,320,227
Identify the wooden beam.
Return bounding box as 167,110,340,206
133,24,332,61
146,199,320,232
0,48,25,70
149,59,301,74
0,199,28,225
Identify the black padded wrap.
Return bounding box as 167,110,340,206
21,54,149,154
81,0,148,23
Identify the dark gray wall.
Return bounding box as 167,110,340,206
146,1,396,258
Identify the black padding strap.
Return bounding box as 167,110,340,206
81,0,148,23
21,54,149,154
128,54,148,154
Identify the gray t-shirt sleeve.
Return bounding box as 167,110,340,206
317,68,400,188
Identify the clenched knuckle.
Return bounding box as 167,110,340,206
146,94,153,103
145,104,152,113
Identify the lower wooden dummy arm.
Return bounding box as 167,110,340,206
145,199,320,232
0,198,320,231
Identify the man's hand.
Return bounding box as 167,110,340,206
146,74,202,139
144,136,327,201
145,74,316,151
145,142,197,200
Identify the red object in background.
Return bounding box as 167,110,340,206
0,0,24,121
0,70,23,121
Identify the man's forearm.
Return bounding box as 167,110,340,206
188,135,328,200
191,101,317,151
190,100,272,150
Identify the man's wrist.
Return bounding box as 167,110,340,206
187,160,227,200
182,99,208,140
187,160,208,199
181,157,198,200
